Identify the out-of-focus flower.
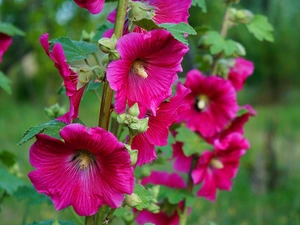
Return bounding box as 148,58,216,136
74,0,105,14
0,33,13,63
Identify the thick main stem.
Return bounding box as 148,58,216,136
98,0,129,130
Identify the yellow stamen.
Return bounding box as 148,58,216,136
196,95,209,110
132,60,148,78
77,152,93,170
210,158,224,169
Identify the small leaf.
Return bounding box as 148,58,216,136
134,183,153,210
246,15,274,42
0,167,24,195
0,150,17,167
0,22,25,36
158,23,197,45
133,18,159,31
0,71,12,94
50,37,98,62
157,132,175,158
13,185,52,205
18,120,66,145
27,220,75,225
176,127,213,157
192,0,207,13
158,186,195,206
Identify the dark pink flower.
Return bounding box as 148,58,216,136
29,123,134,216
40,33,84,123
228,57,254,91
0,33,13,63
179,69,238,138
131,83,190,165
74,0,104,14
136,171,186,225
172,141,192,173
192,133,250,201
104,0,192,37
107,29,188,115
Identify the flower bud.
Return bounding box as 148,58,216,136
128,103,140,117
215,59,230,79
77,68,93,89
108,50,120,61
137,117,149,133
44,103,66,119
98,36,117,54
124,193,142,207
117,113,127,124
235,9,254,24
146,202,160,213
129,149,138,166
81,30,95,42
128,1,155,31
122,212,134,223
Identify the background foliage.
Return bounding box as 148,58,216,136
1,0,300,224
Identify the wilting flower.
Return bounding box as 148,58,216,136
179,69,238,138
0,33,13,63
107,29,188,115
103,0,192,37
40,33,84,124
74,0,104,14
136,171,186,225
131,83,190,165
28,123,134,216
192,132,250,201
228,57,254,91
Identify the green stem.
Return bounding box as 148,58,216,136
98,0,128,130
102,208,116,225
179,155,199,225
85,216,95,225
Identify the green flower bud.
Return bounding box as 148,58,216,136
128,103,140,117
44,103,66,119
129,150,138,166
77,68,93,89
215,59,230,79
137,117,149,133
122,212,134,224
128,1,155,31
124,193,142,207
236,9,254,24
117,113,127,124
81,30,95,42
98,37,117,54
146,202,160,213
108,50,120,61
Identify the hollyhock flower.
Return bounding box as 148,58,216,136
40,33,84,124
0,33,13,63
136,171,186,225
28,123,134,216
131,83,190,165
192,132,250,201
103,0,192,37
179,69,238,138
74,0,104,14
228,57,254,91
107,29,188,115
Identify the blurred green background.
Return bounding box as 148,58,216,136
1,0,300,224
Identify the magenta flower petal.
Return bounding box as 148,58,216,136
29,124,134,216
141,171,186,189
228,57,254,91
0,33,13,63
179,69,238,137
74,0,104,14
136,210,179,225
172,141,193,173
107,29,188,115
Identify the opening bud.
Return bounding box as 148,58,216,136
108,50,120,61
124,193,143,207
98,35,117,54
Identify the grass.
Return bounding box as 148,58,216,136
0,90,300,225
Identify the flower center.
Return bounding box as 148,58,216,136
73,151,94,170
210,158,224,169
131,60,148,78
195,94,209,111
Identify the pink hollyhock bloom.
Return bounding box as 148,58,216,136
192,132,250,201
179,69,238,138
74,0,104,14
40,33,84,124
131,83,190,165
103,0,192,37
228,57,254,91
172,141,193,173
0,33,13,63
107,29,188,115
28,123,134,216
136,171,186,225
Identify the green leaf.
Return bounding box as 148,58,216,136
13,185,51,205
134,183,153,210
246,15,274,42
157,132,175,158
0,22,25,36
158,23,197,45
158,186,195,206
145,223,155,225
92,23,114,42
205,31,240,56
0,167,25,195
27,220,75,225
192,0,207,13
133,18,159,31
176,127,213,157
50,37,98,62
0,150,17,167
18,120,66,145
0,71,12,95
236,107,249,117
